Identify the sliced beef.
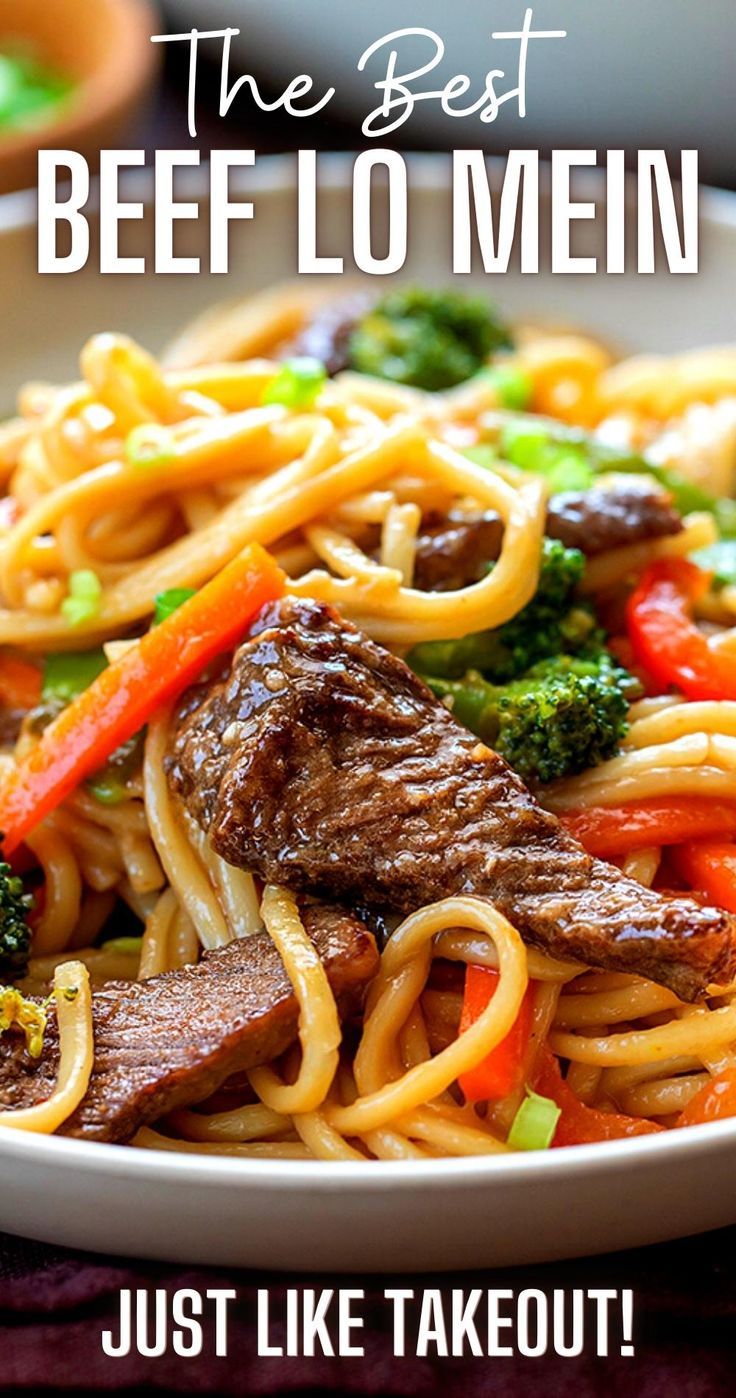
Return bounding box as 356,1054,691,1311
410,481,682,593
547,480,683,557
167,598,736,1002
0,905,378,1143
412,510,504,592
287,293,372,377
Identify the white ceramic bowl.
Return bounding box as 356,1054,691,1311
164,0,736,184
0,155,735,1270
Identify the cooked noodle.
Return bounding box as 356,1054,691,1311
2,284,736,1157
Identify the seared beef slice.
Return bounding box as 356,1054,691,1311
412,482,682,592
168,598,736,1001
0,907,378,1141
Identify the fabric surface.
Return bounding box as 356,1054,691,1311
1,1225,734,1394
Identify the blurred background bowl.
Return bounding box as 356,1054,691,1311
0,0,159,195
164,0,736,186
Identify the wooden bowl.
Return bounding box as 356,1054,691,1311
0,0,159,195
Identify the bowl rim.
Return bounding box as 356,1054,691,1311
0,147,735,1193
2,1106,736,1191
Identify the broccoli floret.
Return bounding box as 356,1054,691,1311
426,653,634,783
0,984,46,1058
0,859,33,981
408,537,600,682
348,288,511,391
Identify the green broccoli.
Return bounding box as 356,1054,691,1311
425,654,634,783
0,984,47,1058
0,859,33,981
408,537,600,682
348,288,511,391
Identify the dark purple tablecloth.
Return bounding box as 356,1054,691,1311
1,1224,734,1394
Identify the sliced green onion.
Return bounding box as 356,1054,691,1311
125,423,176,469
463,444,497,471
507,1087,561,1151
87,732,143,806
42,648,108,703
153,587,197,627
263,357,326,410
86,773,129,806
100,936,143,956
691,540,736,588
499,423,595,493
60,571,103,628
482,363,534,411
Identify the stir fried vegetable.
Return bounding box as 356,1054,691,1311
534,1050,663,1143
263,357,326,409
0,985,46,1057
42,650,108,704
0,50,75,135
409,538,597,683
426,653,632,783
0,861,34,981
561,798,736,859
627,558,736,701
506,1087,561,1151
0,655,41,711
678,1069,736,1127
349,288,511,391
671,841,736,914
0,544,285,853
458,966,534,1103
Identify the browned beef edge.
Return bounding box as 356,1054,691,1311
0,906,378,1143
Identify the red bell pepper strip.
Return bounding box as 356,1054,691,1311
533,1050,663,1144
0,655,41,712
677,1069,736,1127
459,965,534,1102
671,840,736,913
0,543,285,853
561,798,736,860
627,558,736,700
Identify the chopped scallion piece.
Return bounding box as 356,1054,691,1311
86,774,129,806
499,422,596,493
691,540,736,588
153,587,197,627
100,936,143,956
60,571,103,628
263,357,326,410
483,363,534,411
507,1086,561,1151
42,649,108,703
463,443,497,471
125,423,176,469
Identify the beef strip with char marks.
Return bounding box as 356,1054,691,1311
167,597,736,1002
411,481,682,592
0,905,378,1142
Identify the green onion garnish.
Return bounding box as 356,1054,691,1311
483,364,534,411
100,936,143,956
60,571,103,627
507,1087,561,1151
86,774,129,806
263,357,326,410
125,424,176,469
42,648,108,703
153,587,197,627
499,423,595,494
0,52,76,135
691,540,736,588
